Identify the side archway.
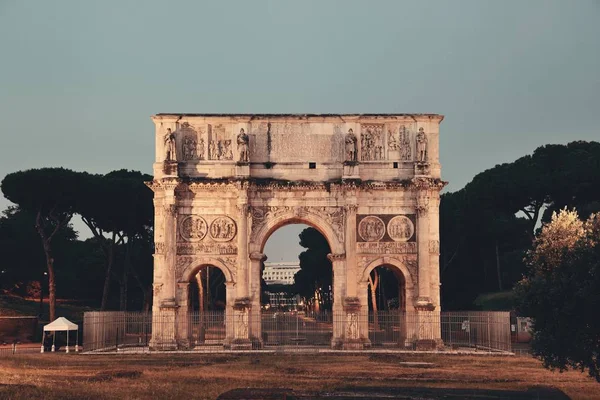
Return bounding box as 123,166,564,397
359,257,415,312
180,257,235,284
177,257,236,348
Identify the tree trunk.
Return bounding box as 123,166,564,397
206,267,211,310
369,270,379,331
495,240,503,291
35,211,58,323
196,271,205,312
196,270,205,342
39,279,44,317
119,238,133,311
143,286,152,312
100,234,116,310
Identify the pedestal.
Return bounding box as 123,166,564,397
340,297,370,350
342,162,360,179
163,161,179,177
149,303,178,351
235,163,250,177
229,298,252,350
411,306,443,350
414,162,430,177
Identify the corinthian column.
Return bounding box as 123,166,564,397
236,202,249,299
416,190,431,308
162,203,178,305
344,204,358,298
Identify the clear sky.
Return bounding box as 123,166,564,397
1,1,599,262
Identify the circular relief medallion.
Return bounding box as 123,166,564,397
180,216,208,241
358,216,386,242
209,216,237,242
387,215,414,242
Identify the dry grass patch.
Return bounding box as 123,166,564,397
0,353,597,399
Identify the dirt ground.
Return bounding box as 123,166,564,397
0,353,598,400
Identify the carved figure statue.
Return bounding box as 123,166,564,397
400,126,411,161
237,128,250,163
198,138,205,160
345,129,357,162
164,128,177,161
388,130,399,151
416,127,428,162
217,140,224,160
223,140,233,160
209,140,216,160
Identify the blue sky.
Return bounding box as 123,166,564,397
1,0,599,261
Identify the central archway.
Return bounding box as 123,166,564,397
260,222,335,347
249,213,343,347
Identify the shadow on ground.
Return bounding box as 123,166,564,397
217,385,570,400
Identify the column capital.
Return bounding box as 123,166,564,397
249,252,267,262
344,204,358,213
236,203,250,215
416,191,430,216
163,204,178,217
327,253,346,262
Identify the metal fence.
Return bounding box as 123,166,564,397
83,310,511,353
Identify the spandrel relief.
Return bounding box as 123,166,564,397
180,216,208,241
209,216,237,242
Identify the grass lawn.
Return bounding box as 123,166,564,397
0,353,598,399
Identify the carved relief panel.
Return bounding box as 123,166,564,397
356,214,417,254
207,124,233,161
360,124,384,161
179,122,205,161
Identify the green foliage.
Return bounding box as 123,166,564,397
440,141,600,309
515,210,600,381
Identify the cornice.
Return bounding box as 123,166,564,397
146,177,448,193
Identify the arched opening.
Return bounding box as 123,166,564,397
367,264,407,347
260,222,334,347
187,264,227,348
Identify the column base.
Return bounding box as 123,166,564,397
415,298,435,311
341,338,371,350
228,338,252,350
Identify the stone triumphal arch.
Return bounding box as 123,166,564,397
147,114,445,349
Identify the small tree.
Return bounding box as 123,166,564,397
515,209,600,381
1,168,83,322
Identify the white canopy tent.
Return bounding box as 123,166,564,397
41,317,79,353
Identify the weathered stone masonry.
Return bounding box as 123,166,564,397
147,114,445,349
